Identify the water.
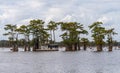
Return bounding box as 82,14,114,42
0,48,120,73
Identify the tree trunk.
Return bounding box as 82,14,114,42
36,38,39,49
108,35,113,51
11,39,15,51
28,46,30,51
24,45,27,51
32,33,40,51
78,44,80,50
50,30,52,43
53,30,55,43
32,47,36,51
65,45,72,51
12,44,18,52
24,38,27,51
32,38,36,51
15,34,18,52
77,38,80,50
65,46,69,51
27,36,30,51
72,44,75,51
12,39,18,52
33,37,39,51
14,35,18,52
74,43,77,51
108,43,112,51
27,41,30,51
83,44,86,50
97,44,102,52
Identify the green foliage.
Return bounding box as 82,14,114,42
47,21,58,43
89,22,106,45
29,19,45,36
29,19,49,46
60,22,88,46
3,19,117,51
3,24,17,40
105,28,117,44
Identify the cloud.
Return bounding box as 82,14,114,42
44,7,64,22
0,0,120,41
97,16,112,24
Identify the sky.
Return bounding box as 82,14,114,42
0,0,120,41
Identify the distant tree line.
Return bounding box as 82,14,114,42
3,19,117,52
0,40,119,48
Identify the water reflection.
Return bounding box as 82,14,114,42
0,48,120,73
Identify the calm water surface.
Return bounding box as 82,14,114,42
0,48,120,73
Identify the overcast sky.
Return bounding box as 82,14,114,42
0,0,120,41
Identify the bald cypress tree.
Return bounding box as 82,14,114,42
89,22,106,52
105,28,117,51
3,24,18,52
60,22,88,51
